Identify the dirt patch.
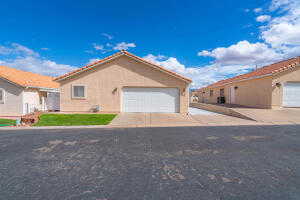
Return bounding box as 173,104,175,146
222,177,232,183
83,139,99,144
35,146,53,153
233,135,267,141
176,149,221,156
35,140,63,153
206,136,219,140
207,174,216,180
49,140,63,146
162,165,185,181
64,141,77,146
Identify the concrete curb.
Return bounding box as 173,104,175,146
0,123,206,130
0,125,123,130
0,122,294,130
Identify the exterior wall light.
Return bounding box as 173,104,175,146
275,82,281,87
234,86,238,90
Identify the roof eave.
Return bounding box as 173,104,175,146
26,86,59,92
200,73,273,90
0,77,25,88
54,51,192,84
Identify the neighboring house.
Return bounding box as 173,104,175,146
0,66,60,116
190,91,199,103
197,56,300,109
54,50,192,113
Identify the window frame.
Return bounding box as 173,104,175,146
209,89,214,97
0,88,5,104
220,88,225,97
72,84,87,99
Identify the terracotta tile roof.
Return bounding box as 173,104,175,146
199,56,300,90
54,50,192,83
0,65,59,89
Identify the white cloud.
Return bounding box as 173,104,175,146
11,43,39,56
0,46,12,55
101,33,113,40
87,58,101,64
198,40,281,66
256,15,272,22
269,0,294,11
113,42,136,51
261,0,300,50
244,9,250,13
197,0,300,85
144,54,185,73
93,43,104,51
143,54,254,88
0,56,75,77
0,43,76,77
254,8,263,13
41,47,49,51
0,43,38,57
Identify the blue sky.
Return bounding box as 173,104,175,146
0,0,299,88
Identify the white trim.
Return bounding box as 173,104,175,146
0,88,5,104
27,86,59,92
71,84,87,99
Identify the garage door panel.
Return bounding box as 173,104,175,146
283,82,300,107
123,88,179,113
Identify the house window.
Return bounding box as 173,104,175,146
72,85,86,99
220,89,225,97
210,90,214,97
0,89,4,103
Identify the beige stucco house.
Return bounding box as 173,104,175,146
197,57,300,109
54,50,192,113
0,66,60,116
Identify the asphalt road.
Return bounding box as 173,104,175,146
0,125,300,200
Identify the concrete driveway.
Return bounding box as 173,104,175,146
110,107,300,127
110,113,200,127
110,107,260,127
233,108,300,124
1,125,300,199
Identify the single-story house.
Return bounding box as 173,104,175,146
0,65,60,116
197,56,300,109
54,50,192,113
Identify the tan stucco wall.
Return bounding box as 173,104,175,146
271,66,300,108
198,76,273,108
59,56,190,113
0,79,23,116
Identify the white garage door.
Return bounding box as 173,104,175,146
283,82,300,107
123,88,180,113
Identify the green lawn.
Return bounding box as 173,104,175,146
34,114,117,126
0,118,16,126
